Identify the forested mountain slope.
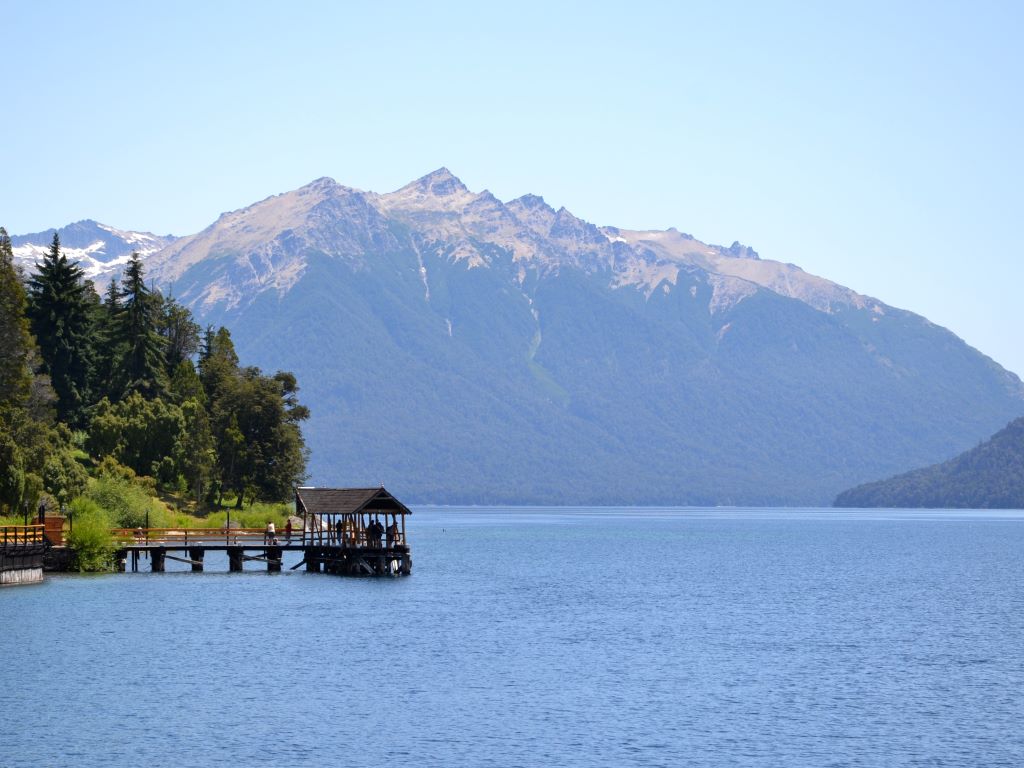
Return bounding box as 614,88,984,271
835,418,1024,508
68,169,1024,504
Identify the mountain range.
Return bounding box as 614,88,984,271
11,169,1024,504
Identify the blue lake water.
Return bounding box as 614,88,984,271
2,507,1023,767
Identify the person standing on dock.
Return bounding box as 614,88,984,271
285,519,293,542
386,519,399,548
264,520,275,545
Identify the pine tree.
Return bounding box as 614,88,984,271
0,227,33,409
91,277,124,402
115,253,166,399
199,326,239,404
26,233,95,427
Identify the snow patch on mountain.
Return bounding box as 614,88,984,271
11,220,176,281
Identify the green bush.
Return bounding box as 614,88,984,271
66,498,115,572
86,476,159,529
204,502,291,530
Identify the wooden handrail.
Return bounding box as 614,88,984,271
109,527,302,545
110,528,270,534
0,524,45,546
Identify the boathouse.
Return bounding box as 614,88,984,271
296,486,412,575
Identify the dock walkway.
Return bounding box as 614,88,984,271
113,527,411,576
114,485,414,577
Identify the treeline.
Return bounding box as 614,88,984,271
0,229,308,517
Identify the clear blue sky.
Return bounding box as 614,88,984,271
3,1,1023,375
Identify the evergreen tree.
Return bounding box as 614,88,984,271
115,253,166,399
90,277,124,402
158,293,200,374
0,227,33,409
199,326,239,404
26,233,94,427
169,359,205,403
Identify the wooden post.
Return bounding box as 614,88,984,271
267,545,282,572
151,547,166,573
189,548,204,572
228,547,243,572
306,547,321,572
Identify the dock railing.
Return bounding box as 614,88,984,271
109,527,408,549
1,524,45,547
110,527,273,546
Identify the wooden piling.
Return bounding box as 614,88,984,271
189,548,204,572
151,547,166,573
228,547,243,572
306,547,321,572
267,546,283,572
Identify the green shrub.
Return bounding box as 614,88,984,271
69,496,113,524
204,502,291,530
66,499,115,572
86,476,158,529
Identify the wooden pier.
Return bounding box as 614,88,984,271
115,486,412,577
0,525,47,586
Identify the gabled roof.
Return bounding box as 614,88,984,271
295,486,412,516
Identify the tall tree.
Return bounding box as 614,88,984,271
199,326,239,404
89,277,124,402
175,398,215,503
115,253,166,399
158,293,200,374
26,233,95,426
0,227,33,409
211,366,309,507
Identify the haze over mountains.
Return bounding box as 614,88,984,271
13,169,1024,504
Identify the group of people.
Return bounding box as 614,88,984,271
321,517,400,548
263,520,293,545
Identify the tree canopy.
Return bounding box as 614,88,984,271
0,235,309,516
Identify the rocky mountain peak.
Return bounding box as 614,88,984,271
379,168,477,216
509,193,553,212
299,176,343,194
724,241,760,260
549,206,606,246
402,167,469,197
506,194,558,238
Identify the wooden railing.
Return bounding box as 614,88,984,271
1,525,45,546
110,528,275,545
109,527,407,548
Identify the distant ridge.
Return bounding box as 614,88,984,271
11,220,177,281
834,418,1024,508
